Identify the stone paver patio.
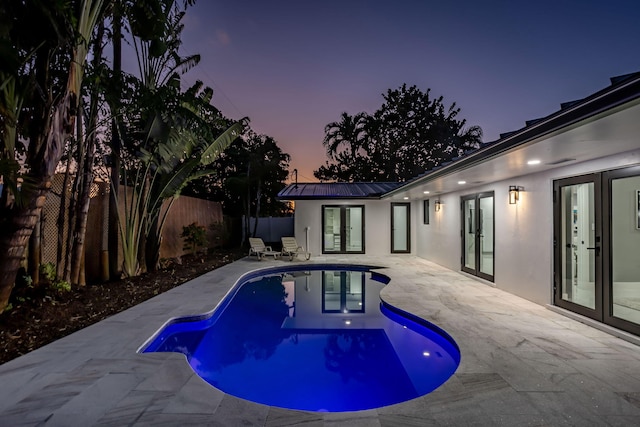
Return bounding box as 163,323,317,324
1,255,640,426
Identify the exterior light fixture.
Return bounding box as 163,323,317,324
527,159,541,165
423,190,430,194
458,180,466,185
435,200,442,212
403,196,409,200
509,185,524,204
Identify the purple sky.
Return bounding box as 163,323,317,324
178,1,640,182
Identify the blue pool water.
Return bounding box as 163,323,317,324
140,265,460,412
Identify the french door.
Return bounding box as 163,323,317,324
322,205,365,254
553,175,602,319
461,192,494,281
554,169,640,335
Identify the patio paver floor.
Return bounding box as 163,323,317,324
1,255,639,426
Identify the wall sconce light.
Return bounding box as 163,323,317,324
435,200,442,212
509,186,524,204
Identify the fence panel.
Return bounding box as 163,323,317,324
242,216,294,244
39,175,224,282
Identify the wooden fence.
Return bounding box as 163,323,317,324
40,175,226,283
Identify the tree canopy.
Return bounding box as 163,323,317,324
192,132,291,217
314,84,483,182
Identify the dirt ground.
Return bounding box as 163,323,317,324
0,247,246,365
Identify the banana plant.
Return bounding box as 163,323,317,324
112,81,247,276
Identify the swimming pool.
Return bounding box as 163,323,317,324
140,265,460,412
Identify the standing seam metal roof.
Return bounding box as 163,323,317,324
277,182,402,199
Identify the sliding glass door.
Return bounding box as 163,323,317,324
322,205,365,254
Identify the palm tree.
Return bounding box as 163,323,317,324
323,112,368,165
0,0,107,311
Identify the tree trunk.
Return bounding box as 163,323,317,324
252,181,262,238
70,134,95,286
0,63,78,310
145,215,160,272
70,19,104,286
63,105,84,282
56,152,72,277
27,209,41,285
108,2,122,280
136,176,151,275
0,180,50,311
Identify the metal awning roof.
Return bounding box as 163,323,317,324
278,182,402,200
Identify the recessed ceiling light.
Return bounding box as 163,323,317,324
458,181,466,185
423,191,430,194
527,159,541,165
403,196,409,200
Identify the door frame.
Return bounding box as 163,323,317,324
602,166,640,335
321,205,365,254
460,191,495,282
552,173,603,321
391,202,411,253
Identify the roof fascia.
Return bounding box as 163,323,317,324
382,74,640,199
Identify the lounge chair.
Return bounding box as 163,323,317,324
248,237,281,260
281,237,311,261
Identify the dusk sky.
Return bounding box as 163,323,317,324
177,1,640,182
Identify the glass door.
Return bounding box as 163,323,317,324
391,203,411,253
462,198,476,271
461,192,494,281
322,271,365,313
322,205,365,254
553,175,602,320
603,167,640,335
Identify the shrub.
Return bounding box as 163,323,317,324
38,262,71,294
181,222,208,255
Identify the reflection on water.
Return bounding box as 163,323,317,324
142,267,459,412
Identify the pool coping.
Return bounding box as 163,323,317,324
1,255,640,425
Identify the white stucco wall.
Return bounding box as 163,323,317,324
290,149,640,307
416,148,640,306
293,199,407,257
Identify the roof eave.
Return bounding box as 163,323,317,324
383,73,640,198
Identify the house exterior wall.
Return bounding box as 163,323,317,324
416,148,640,306
289,153,640,307
293,199,418,256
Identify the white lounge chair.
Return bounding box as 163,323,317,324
281,237,311,261
248,237,280,260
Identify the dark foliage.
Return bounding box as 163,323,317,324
315,84,483,182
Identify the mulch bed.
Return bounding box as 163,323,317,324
0,247,246,365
